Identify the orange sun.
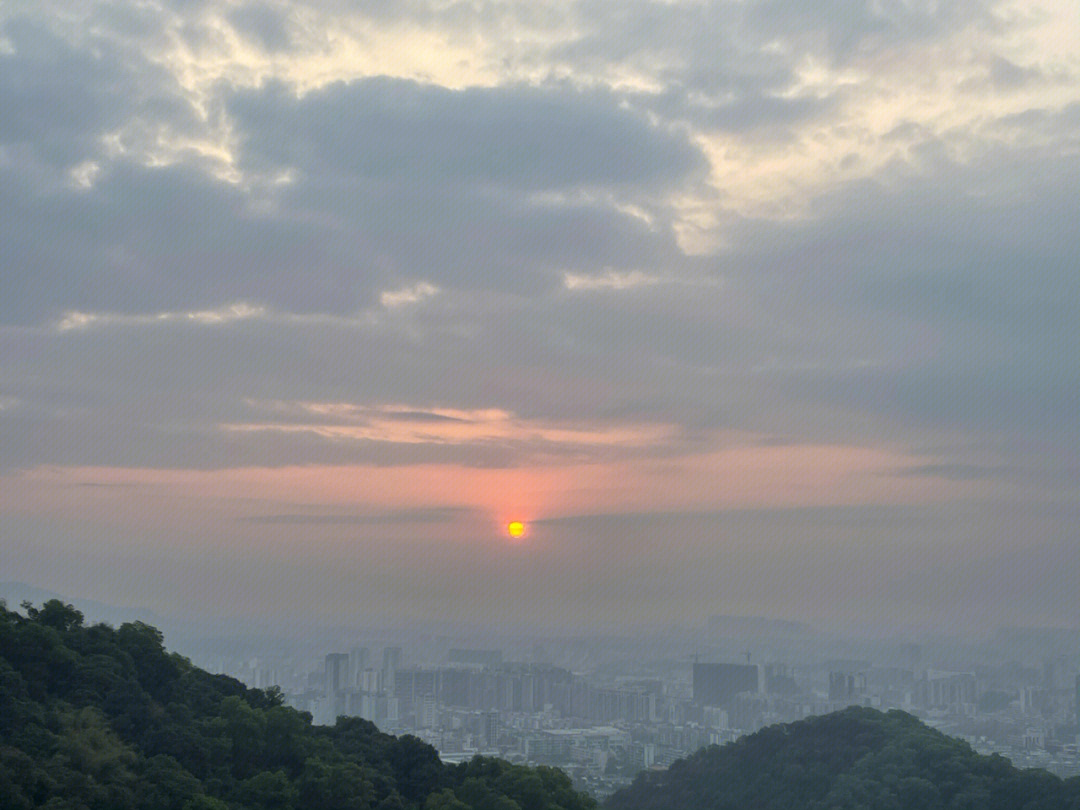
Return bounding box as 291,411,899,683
506,520,526,538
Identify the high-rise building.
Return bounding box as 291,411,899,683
692,663,760,707
1075,673,1080,723
482,710,499,748
829,672,863,702
916,671,976,711
349,646,369,687
764,663,798,695
382,646,403,692
358,668,380,692
420,694,437,729
325,653,349,696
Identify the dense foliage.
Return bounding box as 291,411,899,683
0,600,595,810
607,706,1080,810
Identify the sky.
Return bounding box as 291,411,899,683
2,0,1079,635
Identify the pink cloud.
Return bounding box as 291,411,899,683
2,437,983,542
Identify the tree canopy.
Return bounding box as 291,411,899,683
606,706,1080,810
0,600,595,810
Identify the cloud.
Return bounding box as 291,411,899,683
55,302,266,332
893,463,1012,481
562,270,662,291
228,77,706,191
239,506,473,525
0,162,320,325
219,400,681,452
379,282,439,309
3,0,1080,628
225,2,293,52
0,17,185,169
742,0,998,59
1,64,700,321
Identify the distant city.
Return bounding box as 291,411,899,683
183,614,1080,798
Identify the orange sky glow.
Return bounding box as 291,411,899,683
2,437,980,538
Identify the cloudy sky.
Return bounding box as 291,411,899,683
2,0,1078,634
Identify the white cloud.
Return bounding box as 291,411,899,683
562,270,662,291
68,160,101,190
55,302,266,332
9,0,1076,243
379,282,440,308
562,268,724,293
223,399,679,449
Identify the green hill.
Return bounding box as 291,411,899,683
606,707,1080,810
0,599,594,810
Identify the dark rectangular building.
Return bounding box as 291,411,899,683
693,663,760,707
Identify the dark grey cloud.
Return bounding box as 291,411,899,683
1,35,704,322
553,1,790,90
0,163,331,324
0,15,196,170
535,502,967,535
278,180,687,296
744,0,998,62
990,101,1080,139
225,2,293,51
0,298,723,470
239,507,474,525
0,6,1076,492
228,78,705,191
549,2,815,134
561,0,994,82
0,410,531,471
0,21,120,166
985,55,1048,90
711,136,1080,449
625,87,836,139
5,120,1078,475
0,156,691,322
890,463,1080,494
547,0,998,135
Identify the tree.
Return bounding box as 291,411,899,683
0,600,599,810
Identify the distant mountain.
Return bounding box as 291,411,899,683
606,707,1080,810
705,614,812,637
0,598,595,810
0,581,168,630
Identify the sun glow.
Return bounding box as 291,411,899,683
506,520,526,538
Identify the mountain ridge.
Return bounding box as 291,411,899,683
0,598,594,810
606,706,1080,810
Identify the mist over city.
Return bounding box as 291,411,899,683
2,0,1079,806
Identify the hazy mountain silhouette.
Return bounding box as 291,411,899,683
607,707,1080,810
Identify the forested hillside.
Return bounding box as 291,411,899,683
0,600,594,810
606,706,1080,810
